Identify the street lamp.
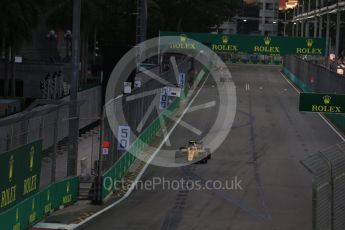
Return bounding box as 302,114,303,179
47,30,57,39
46,30,57,63
64,30,72,61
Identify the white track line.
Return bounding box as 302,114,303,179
68,72,210,229
279,70,345,142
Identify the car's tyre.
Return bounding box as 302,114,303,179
199,158,207,164
205,148,211,160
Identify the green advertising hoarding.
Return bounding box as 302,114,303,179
0,176,79,230
0,140,42,213
299,93,345,114
160,31,326,55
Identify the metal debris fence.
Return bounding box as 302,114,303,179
301,142,345,230
99,63,208,202
283,55,345,133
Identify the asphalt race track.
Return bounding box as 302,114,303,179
79,64,343,230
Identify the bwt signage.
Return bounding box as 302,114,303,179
0,140,42,212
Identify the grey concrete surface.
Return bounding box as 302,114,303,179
40,126,99,187
79,64,343,230
0,86,101,154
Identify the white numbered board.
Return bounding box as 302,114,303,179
123,82,132,94
117,126,131,150
159,87,168,110
102,148,109,155
167,87,181,97
134,80,142,88
179,73,186,88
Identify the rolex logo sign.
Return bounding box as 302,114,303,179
264,36,271,46
296,38,322,54
29,146,35,172
0,140,42,212
323,95,331,105
300,93,344,114
306,39,313,48
9,155,14,182
253,36,279,54
169,34,196,50
62,181,73,204
222,35,229,44
180,34,187,43
211,35,238,52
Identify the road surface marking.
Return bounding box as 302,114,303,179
245,83,250,91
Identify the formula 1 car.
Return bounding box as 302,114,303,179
175,140,211,164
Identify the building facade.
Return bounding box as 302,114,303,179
258,0,279,35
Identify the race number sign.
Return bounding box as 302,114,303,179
117,126,131,150
159,87,169,110
179,73,186,88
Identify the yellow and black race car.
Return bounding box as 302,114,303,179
175,140,211,164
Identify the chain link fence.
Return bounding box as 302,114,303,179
283,55,345,93
283,55,345,133
301,142,345,230
0,86,101,187
284,55,345,229
219,53,283,65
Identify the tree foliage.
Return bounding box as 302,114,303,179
0,0,46,45
0,0,46,96
0,0,240,95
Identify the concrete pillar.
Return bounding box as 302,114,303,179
293,7,296,17
314,18,318,38
319,16,323,38
314,0,319,38
335,11,341,57
301,1,305,37
326,14,330,55
302,0,305,13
